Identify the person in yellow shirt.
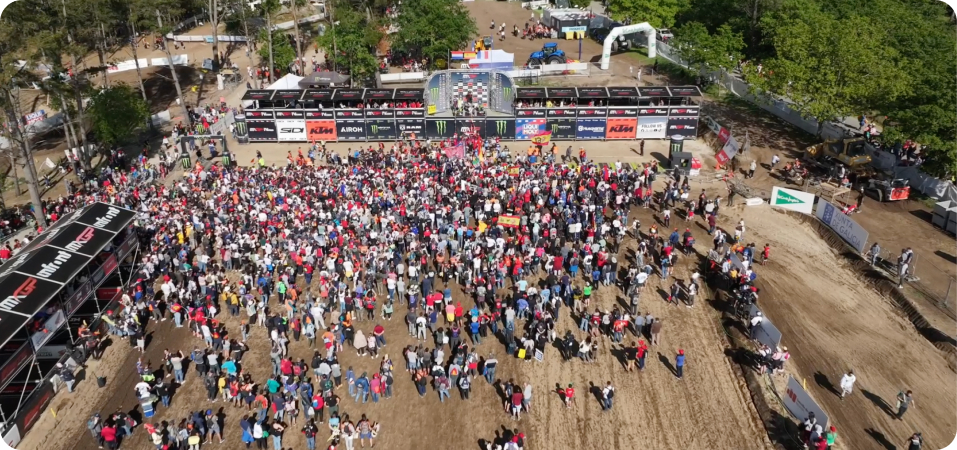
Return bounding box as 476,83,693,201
177,231,185,245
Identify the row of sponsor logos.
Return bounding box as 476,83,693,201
243,106,699,120
237,117,699,142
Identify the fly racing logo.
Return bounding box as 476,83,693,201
37,250,72,279
495,121,508,135
436,121,447,135
93,206,120,229
0,277,37,313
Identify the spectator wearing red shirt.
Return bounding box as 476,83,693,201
101,424,118,449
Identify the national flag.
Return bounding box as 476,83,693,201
531,131,552,146
498,214,521,228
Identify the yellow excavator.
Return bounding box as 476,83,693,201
475,36,494,51
803,137,873,171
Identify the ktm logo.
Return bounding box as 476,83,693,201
609,125,634,132
311,127,334,134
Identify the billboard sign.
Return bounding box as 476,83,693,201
335,109,364,119
638,107,670,117
636,116,667,139
607,108,638,117
426,119,455,139
547,108,577,118
395,109,426,118
669,106,700,116
815,199,869,253
396,119,425,137
771,187,815,215
364,109,395,119
515,118,547,140
336,120,366,141
485,119,516,140
366,120,397,140
307,120,338,142
576,108,607,117
276,119,307,141
546,119,576,140
784,375,830,429
576,118,606,140
515,109,547,118
667,116,699,135
247,119,277,142
605,117,637,139
455,119,486,138
305,110,335,120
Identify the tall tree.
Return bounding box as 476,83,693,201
671,22,744,74
86,83,150,147
285,0,308,73
391,0,476,66
606,0,689,28
315,3,380,83
258,0,281,79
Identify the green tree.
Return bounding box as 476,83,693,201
391,0,476,65
258,28,297,75
671,22,744,73
606,0,689,29
258,0,282,77
744,3,909,134
568,0,592,8
86,83,150,147
315,3,381,83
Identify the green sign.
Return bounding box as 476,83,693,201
774,190,805,206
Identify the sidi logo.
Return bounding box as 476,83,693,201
0,277,37,313
281,128,304,133
93,206,120,229
64,227,95,252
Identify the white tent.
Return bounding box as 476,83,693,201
266,73,305,90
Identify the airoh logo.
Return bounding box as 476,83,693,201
341,127,363,133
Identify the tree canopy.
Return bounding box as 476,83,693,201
86,83,150,146
606,0,689,29
390,0,477,65
315,3,382,83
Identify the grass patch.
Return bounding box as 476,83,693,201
911,191,938,209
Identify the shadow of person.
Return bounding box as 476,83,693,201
657,352,676,376
864,427,896,450
862,389,896,417
813,372,841,398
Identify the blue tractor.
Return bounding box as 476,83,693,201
527,43,568,67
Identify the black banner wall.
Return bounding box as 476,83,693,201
485,119,516,140
366,120,397,140
547,108,577,118
336,120,366,141
666,116,699,137
515,109,547,118
364,109,396,119
547,119,576,140
396,119,425,137
426,119,455,139
247,119,278,142
454,119,486,138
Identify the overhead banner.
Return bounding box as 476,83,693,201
666,116,698,137
247,119,277,142
547,119,576,140
605,117,637,140
636,116,667,139
770,187,815,215
485,119,516,140
516,118,547,140
783,375,830,429
426,119,455,139
336,120,366,141
276,118,307,142
576,118,606,140
396,119,425,138
366,119,397,140
454,119,486,138
815,199,869,253
233,114,249,144
307,120,338,142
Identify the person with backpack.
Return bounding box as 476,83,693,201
601,381,615,411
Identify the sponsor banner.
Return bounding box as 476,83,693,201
364,109,395,119
605,117,637,140
546,119,576,140
454,119,486,138
276,119,307,141
396,119,425,137
815,199,869,253
305,110,335,120
667,116,698,136
46,223,115,256
485,119,516,140
22,110,46,125
426,119,455,139
116,233,137,262
718,127,731,144
3,423,19,447
706,116,722,134
576,107,606,117
30,309,66,349
274,110,305,119
669,106,700,117
15,246,86,284
16,381,55,437
748,304,783,349
247,119,277,142
244,110,274,119
716,134,740,165
547,108,577,118
515,109,547,118
35,344,70,360
636,116,667,139
233,114,249,144
531,132,552,146
366,119,398,140
576,119,606,140
74,203,135,233
771,187,815,214
498,214,521,228
607,108,638,117
516,118,547,140
65,280,94,315
307,120,338,142
637,86,669,97
0,343,32,390
784,375,830,429
638,107,669,116
336,120,366,141
334,109,364,119
395,109,425,118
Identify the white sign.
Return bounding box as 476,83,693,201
636,116,667,139
771,186,815,215
561,26,587,33
276,119,307,142
815,199,869,253
783,375,830,428
3,423,21,448
722,134,740,160
748,305,782,349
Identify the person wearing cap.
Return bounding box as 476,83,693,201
749,311,764,339
825,426,837,450
675,349,686,379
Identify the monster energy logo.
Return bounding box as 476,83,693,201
370,124,379,134
234,121,247,136
180,153,191,169
222,152,231,166
502,87,512,100
436,121,447,135
551,123,559,133
495,120,507,135
430,87,440,104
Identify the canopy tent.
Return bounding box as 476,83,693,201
266,73,305,90
298,71,350,88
